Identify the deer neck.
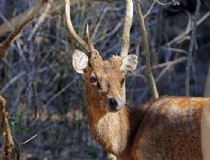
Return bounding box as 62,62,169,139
85,90,142,157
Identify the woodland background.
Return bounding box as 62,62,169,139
0,0,210,159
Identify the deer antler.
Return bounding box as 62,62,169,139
0,0,48,58
86,24,100,59
65,0,90,54
65,0,101,59
65,0,133,58
120,0,133,58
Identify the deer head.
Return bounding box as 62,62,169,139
65,0,138,112
72,49,138,112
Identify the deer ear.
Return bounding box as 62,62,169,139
121,54,138,74
72,49,88,74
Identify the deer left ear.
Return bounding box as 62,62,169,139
72,49,88,74
121,54,138,74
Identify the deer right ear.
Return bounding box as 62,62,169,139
121,54,138,74
72,49,88,74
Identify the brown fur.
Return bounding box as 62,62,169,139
81,56,210,159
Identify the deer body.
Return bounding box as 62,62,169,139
131,96,209,160
86,91,210,159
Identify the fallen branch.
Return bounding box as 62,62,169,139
0,96,14,160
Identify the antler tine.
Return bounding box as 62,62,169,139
86,24,97,57
120,0,133,58
65,0,90,54
86,24,100,59
0,0,48,58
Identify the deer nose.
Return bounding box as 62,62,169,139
108,97,122,111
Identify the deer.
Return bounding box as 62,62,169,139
64,0,210,159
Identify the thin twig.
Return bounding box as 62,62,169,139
1,71,26,94
28,0,52,41
139,56,187,71
144,1,156,19
46,77,78,107
0,13,14,31
135,0,159,99
155,65,171,83
94,22,122,45
21,126,52,145
155,0,180,7
1,66,53,94
143,0,180,19
161,47,188,54
91,7,122,40
185,0,201,96
32,83,38,120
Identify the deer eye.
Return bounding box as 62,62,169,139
90,76,97,83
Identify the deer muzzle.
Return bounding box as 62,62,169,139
107,97,123,112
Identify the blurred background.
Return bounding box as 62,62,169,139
0,0,210,159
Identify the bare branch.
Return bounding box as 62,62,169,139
139,56,187,71
185,0,201,96
144,0,180,19
64,0,90,53
46,78,78,107
0,0,82,37
0,0,48,58
135,0,159,99
32,83,38,120
91,7,122,40
165,11,210,46
28,0,53,41
155,0,180,7
0,96,14,160
21,125,52,145
144,1,156,19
